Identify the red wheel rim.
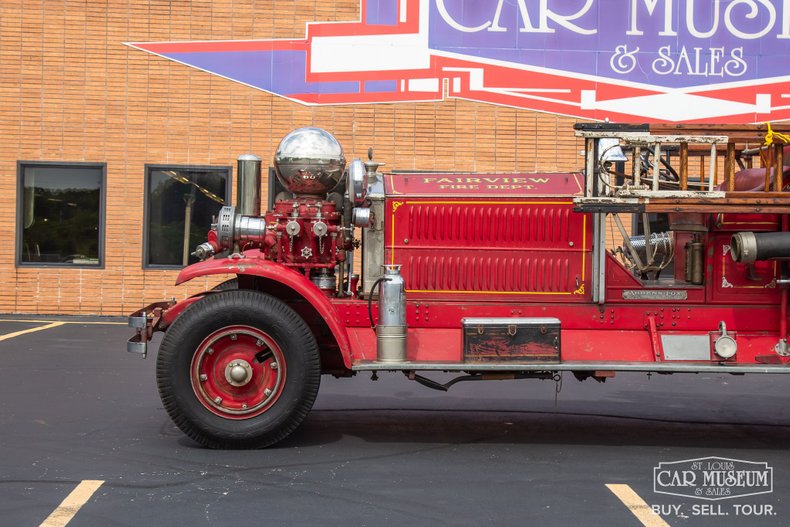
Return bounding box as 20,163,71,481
190,325,287,420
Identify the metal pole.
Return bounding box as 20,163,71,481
653,142,661,191
585,138,596,197
182,191,195,266
597,213,607,304
679,142,688,191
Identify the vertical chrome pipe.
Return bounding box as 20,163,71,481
237,154,262,217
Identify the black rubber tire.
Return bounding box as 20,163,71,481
156,290,320,449
212,278,238,291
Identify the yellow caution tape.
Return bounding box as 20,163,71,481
764,122,790,146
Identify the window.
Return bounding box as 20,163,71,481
17,162,105,267
144,165,231,268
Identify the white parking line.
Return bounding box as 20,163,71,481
607,484,670,527
39,480,104,527
0,322,65,341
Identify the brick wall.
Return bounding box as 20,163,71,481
0,0,584,315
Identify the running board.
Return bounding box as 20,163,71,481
351,361,790,374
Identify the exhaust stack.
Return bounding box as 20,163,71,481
237,154,262,217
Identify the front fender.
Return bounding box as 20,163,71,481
176,256,352,368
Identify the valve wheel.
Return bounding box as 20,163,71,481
190,326,286,419
156,290,320,449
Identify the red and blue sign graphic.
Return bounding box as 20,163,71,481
128,0,790,123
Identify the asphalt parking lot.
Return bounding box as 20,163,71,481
1,317,789,527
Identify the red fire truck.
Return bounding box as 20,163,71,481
128,123,790,449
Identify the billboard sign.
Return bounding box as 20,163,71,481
128,0,790,123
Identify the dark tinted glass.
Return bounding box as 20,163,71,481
20,164,102,265
146,167,229,267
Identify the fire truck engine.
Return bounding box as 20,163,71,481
128,123,790,449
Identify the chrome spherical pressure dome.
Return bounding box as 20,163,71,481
274,127,347,196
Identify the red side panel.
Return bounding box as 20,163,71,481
709,234,780,304
562,330,655,362
347,327,461,362
385,198,592,302
714,213,780,232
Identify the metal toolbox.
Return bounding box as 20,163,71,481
462,318,561,363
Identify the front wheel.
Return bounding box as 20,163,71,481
156,290,320,448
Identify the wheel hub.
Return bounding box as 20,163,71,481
190,326,287,420
225,360,253,386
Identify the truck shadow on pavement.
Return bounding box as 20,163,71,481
170,409,790,450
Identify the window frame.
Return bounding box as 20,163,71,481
143,163,233,270
16,161,107,269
